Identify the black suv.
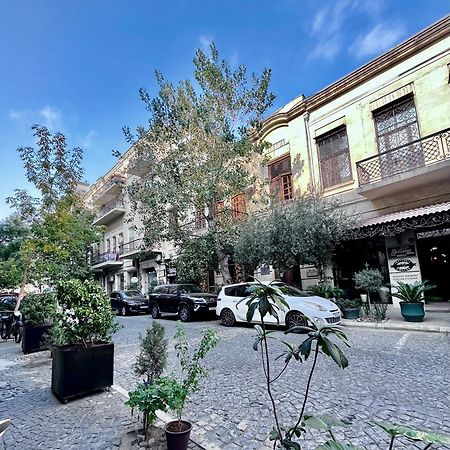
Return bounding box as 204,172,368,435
149,284,217,322
110,290,150,316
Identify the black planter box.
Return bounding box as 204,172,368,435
51,342,114,403
22,325,52,354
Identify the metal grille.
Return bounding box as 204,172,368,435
317,126,351,189
357,127,450,186
326,316,341,324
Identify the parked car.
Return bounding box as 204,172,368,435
148,284,217,322
0,296,17,311
216,281,341,328
110,290,150,316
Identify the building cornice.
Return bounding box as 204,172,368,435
259,14,450,139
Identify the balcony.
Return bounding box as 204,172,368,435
127,158,150,177
93,175,126,206
90,251,123,270
92,199,125,226
356,128,450,199
118,238,144,259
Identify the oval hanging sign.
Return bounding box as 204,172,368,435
391,259,416,272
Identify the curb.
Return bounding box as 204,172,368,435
341,319,450,334
111,384,223,450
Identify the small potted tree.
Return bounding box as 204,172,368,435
392,280,436,322
163,323,220,450
353,266,384,315
20,291,56,354
50,279,119,403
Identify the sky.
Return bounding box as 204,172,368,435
0,0,448,219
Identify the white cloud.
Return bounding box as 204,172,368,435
199,35,213,51
351,22,406,58
309,37,342,61
79,130,97,149
8,105,63,131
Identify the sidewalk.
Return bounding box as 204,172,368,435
342,302,450,333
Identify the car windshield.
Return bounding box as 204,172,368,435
123,291,144,298
178,285,203,294
272,283,311,297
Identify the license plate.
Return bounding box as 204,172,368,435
140,306,148,309
208,306,216,310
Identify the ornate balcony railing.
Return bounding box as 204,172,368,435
356,128,450,187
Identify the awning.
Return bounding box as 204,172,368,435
352,201,450,238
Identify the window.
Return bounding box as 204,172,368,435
231,194,246,220
168,286,178,295
317,126,351,189
269,156,293,201
214,201,225,219
373,96,423,176
195,209,206,229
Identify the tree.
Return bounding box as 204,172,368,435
7,125,100,307
235,194,352,279
125,43,275,284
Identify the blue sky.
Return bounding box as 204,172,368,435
0,0,448,219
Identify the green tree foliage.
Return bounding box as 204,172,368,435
133,321,168,383
125,43,275,284
235,195,351,277
7,125,101,295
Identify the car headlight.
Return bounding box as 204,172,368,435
193,298,207,304
303,301,327,312
127,301,136,305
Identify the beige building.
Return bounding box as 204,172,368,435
84,150,176,295
257,15,450,303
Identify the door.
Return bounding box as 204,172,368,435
417,232,450,301
166,285,179,313
233,284,260,322
154,286,169,312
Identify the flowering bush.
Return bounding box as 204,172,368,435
51,279,119,348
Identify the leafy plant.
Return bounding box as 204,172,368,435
354,267,383,311
20,291,56,327
372,303,388,321
126,377,181,438
164,323,220,431
241,280,350,449
307,285,345,300
133,321,168,383
391,281,438,303
334,298,361,310
51,279,119,348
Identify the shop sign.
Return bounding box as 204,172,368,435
390,272,422,287
387,245,416,258
306,268,319,278
391,259,416,272
417,228,450,239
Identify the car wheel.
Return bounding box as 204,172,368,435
286,311,308,329
178,305,192,322
220,309,236,327
150,303,161,319
121,306,127,317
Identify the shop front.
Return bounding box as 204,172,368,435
335,202,450,305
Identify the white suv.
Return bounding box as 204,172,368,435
216,281,341,328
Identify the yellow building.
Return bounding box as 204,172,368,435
258,15,450,303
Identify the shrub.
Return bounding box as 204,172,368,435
21,291,56,327
134,321,168,383
51,279,119,348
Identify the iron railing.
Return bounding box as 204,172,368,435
95,198,124,219
119,238,144,256
90,251,121,265
356,127,450,187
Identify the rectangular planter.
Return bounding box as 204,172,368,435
22,325,52,354
51,342,114,403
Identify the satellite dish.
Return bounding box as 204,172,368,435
131,277,138,283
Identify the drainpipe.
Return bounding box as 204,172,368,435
303,111,316,192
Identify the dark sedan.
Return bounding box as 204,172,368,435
148,284,217,322
110,290,150,316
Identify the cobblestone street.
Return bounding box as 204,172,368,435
1,315,449,449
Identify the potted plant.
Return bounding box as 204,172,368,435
20,291,55,354
336,298,362,319
353,266,383,314
50,279,119,403
126,321,168,438
392,280,437,322
163,323,220,450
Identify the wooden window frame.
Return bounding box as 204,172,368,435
268,155,293,202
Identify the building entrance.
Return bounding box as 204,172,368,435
417,228,450,301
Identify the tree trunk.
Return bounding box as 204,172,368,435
217,247,233,285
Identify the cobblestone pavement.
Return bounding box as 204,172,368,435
0,339,204,450
113,314,450,450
